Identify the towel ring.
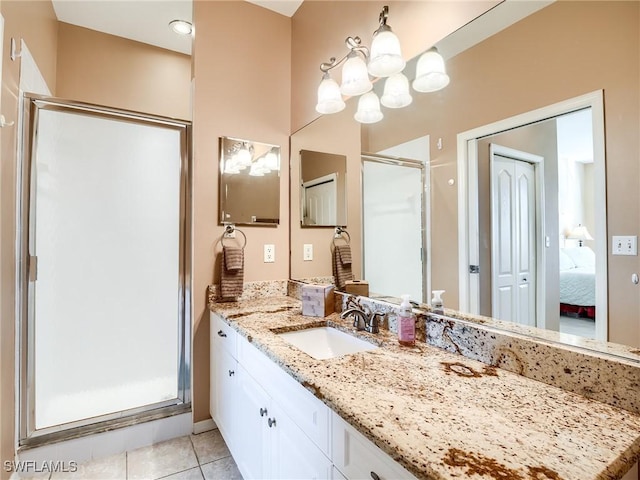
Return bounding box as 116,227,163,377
333,227,350,246
222,225,247,249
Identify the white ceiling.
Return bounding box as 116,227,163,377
51,0,303,56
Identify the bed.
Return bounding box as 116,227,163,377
559,247,596,319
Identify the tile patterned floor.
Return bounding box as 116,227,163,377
32,429,241,480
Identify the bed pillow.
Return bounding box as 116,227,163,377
559,249,576,271
563,246,596,268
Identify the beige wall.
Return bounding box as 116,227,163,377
0,2,58,477
56,22,191,120
192,0,291,422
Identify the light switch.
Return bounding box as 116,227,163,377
612,235,637,256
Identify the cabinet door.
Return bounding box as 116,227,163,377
269,403,332,480
332,413,416,480
214,347,239,454
236,365,271,480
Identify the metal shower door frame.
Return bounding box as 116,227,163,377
17,94,193,448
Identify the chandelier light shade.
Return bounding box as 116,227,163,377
340,53,373,96
412,47,450,93
368,7,405,78
380,73,413,108
354,92,383,124
316,73,346,114
264,150,280,171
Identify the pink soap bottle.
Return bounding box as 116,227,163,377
397,294,416,347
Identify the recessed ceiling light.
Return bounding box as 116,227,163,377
169,20,193,36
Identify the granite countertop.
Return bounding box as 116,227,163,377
210,296,640,480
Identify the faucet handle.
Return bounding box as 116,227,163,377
366,312,385,334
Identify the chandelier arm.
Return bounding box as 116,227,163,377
319,36,370,73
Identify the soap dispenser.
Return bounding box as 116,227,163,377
431,290,445,314
397,294,416,347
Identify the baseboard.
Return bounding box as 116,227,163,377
192,418,216,434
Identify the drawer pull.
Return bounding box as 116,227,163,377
228,370,235,377
268,418,276,428
370,472,380,480
217,330,227,338
260,407,268,417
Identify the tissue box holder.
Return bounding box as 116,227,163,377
344,280,369,297
302,284,335,317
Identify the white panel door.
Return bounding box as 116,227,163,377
303,174,337,225
491,155,536,325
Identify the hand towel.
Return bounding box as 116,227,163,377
337,244,352,265
220,246,244,299
332,244,354,291
224,246,244,271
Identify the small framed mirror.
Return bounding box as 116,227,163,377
299,149,347,227
219,136,280,226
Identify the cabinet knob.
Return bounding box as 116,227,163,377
260,407,268,417
228,370,235,377
370,472,380,480
217,330,227,338
268,418,276,428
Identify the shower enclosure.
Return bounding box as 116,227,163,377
18,95,192,446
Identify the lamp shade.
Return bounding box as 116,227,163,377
368,28,405,77
354,92,383,124
316,74,346,114
568,224,593,241
412,47,450,93
340,53,372,96
380,73,413,109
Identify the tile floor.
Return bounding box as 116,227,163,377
24,429,241,480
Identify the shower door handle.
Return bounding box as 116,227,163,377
29,255,38,282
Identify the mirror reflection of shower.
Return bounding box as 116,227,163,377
362,135,430,303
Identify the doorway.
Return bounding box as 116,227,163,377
18,95,192,446
458,91,607,341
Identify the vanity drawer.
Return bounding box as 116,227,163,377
211,313,237,359
332,413,416,480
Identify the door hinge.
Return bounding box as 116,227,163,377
29,255,38,281
469,264,480,274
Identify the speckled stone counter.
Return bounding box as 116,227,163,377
209,295,640,480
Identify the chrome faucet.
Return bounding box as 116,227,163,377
340,308,384,334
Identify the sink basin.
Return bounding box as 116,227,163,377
277,327,378,360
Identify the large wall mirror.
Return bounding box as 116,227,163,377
290,1,640,357
219,136,280,226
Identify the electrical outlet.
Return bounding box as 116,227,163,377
264,244,275,263
612,236,637,256
303,244,313,261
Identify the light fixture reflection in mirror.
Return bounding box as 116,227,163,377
219,136,280,226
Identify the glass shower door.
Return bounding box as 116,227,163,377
21,96,191,441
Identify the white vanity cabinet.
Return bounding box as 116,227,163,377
211,313,332,479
